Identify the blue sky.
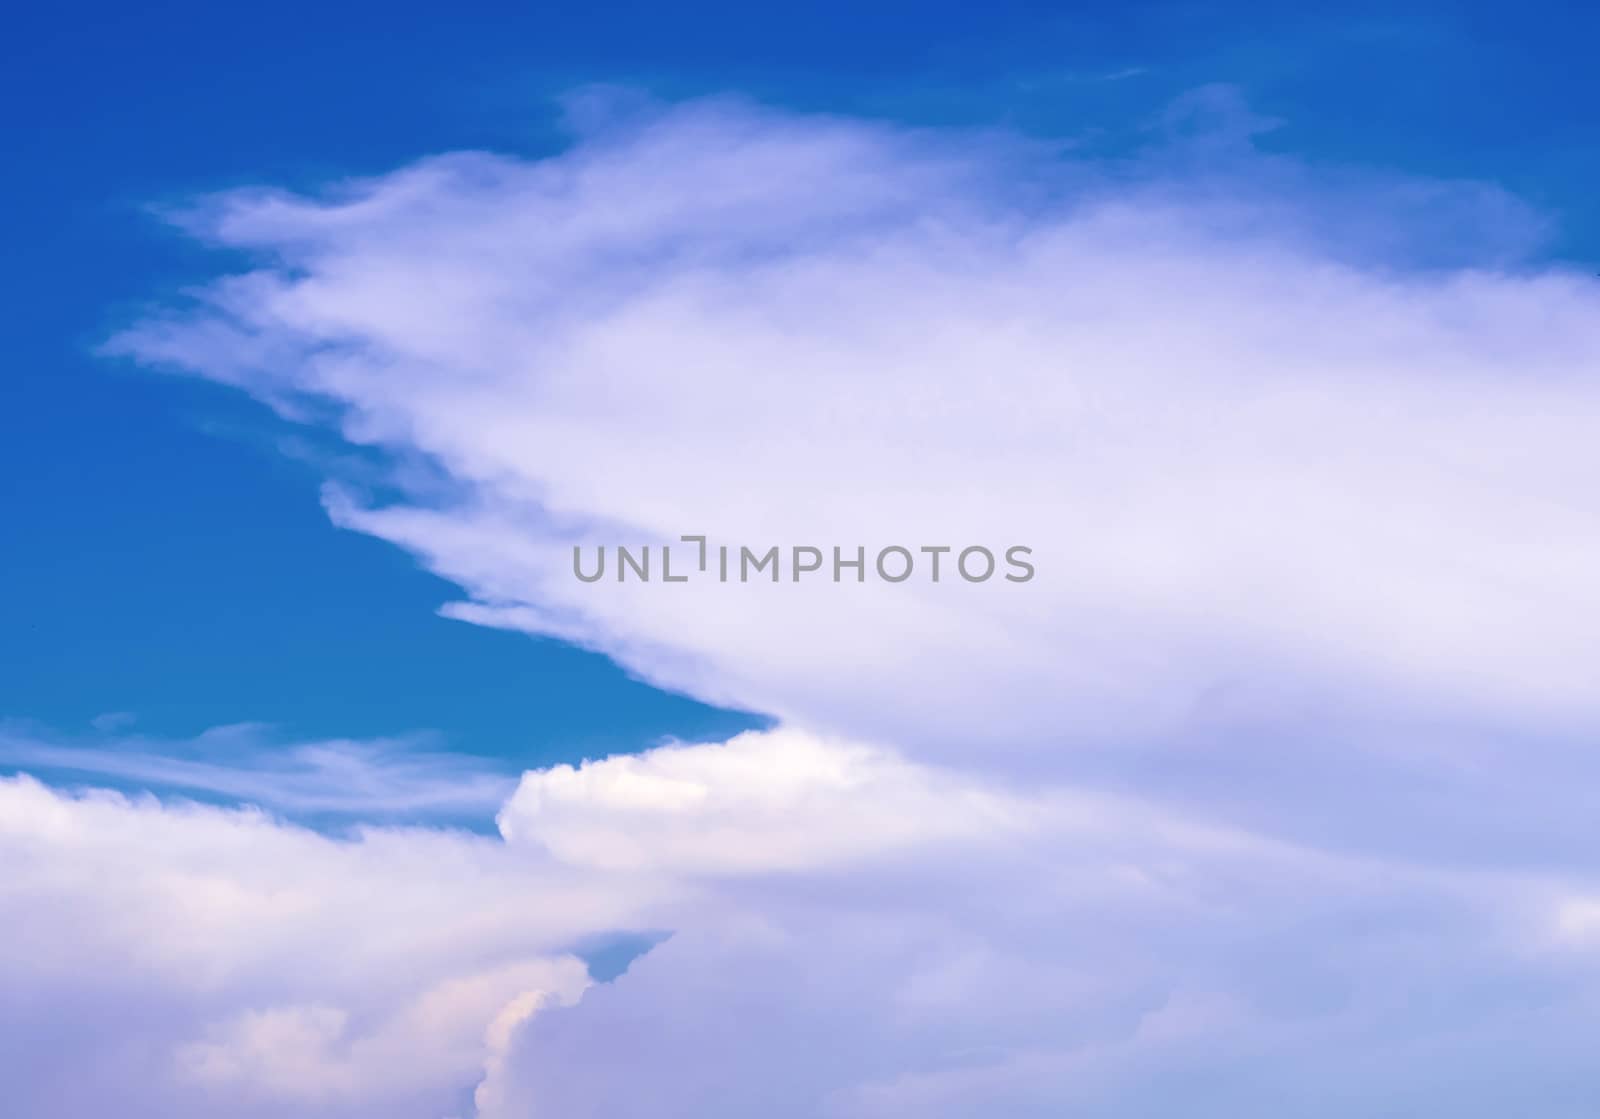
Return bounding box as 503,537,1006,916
5,4,1600,1116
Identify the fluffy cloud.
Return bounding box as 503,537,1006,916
9,724,1596,1117
114,93,1600,760
18,90,1598,1115
497,727,1033,873
0,772,598,1117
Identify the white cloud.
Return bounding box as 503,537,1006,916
0,721,514,820
113,94,1600,764
7,727,1597,1118
35,90,1600,1114
497,727,1033,873
0,769,638,1117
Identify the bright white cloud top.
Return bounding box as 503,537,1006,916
9,93,1600,1116
115,93,1600,755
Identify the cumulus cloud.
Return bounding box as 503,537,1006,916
112,92,1600,763
7,728,1598,1118
23,89,1599,1115
0,772,605,1118
483,730,1600,1117
497,727,1033,873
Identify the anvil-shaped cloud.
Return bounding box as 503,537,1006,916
9,91,1600,1116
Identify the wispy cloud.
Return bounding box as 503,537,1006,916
0,722,514,821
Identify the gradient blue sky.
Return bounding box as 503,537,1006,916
4,0,1599,771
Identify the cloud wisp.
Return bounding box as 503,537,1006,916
0,722,516,822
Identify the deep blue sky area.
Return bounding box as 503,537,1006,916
1,0,1596,764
